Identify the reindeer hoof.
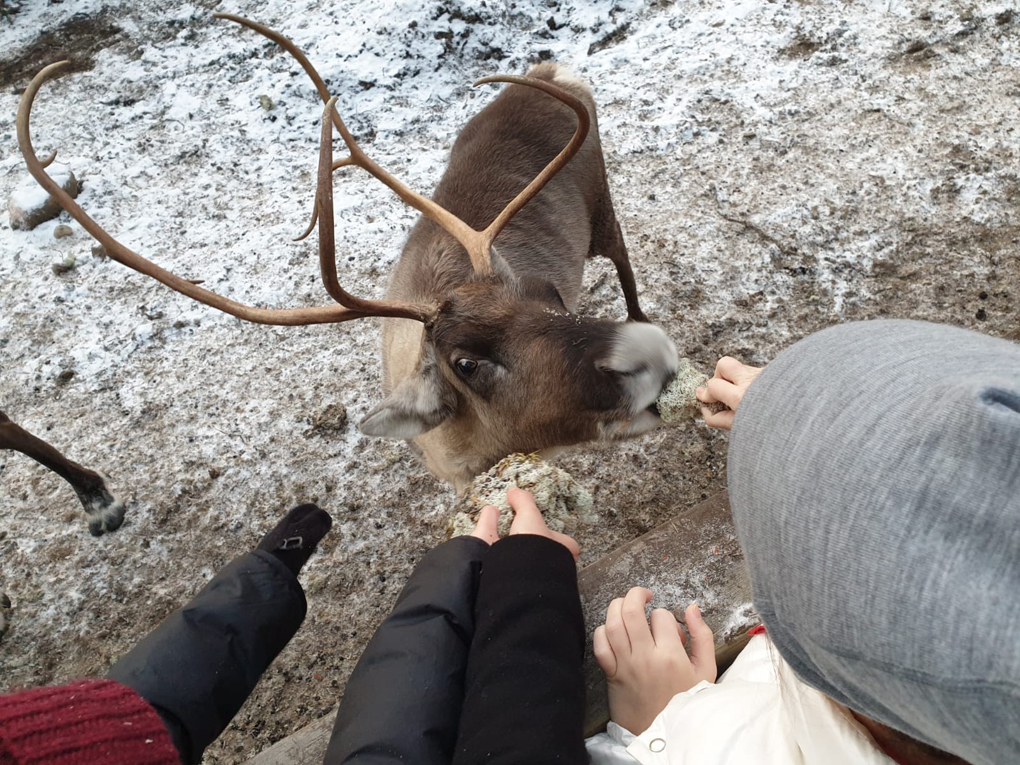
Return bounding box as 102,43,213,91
79,482,128,537
87,498,127,537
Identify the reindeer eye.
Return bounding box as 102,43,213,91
455,358,478,377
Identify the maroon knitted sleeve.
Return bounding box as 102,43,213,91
0,679,180,765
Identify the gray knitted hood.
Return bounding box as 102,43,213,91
728,320,1020,765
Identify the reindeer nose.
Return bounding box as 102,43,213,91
601,323,679,412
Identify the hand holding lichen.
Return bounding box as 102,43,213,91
448,453,596,538
656,356,764,429
449,359,763,541
655,358,728,424
694,357,764,430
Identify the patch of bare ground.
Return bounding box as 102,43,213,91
0,12,127,91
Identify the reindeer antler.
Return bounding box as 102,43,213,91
216,13,591,276
16,61,437,326
17,15,589,328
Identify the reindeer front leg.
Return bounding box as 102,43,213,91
0,411,126,536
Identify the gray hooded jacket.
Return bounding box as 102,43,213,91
729,319,1020,765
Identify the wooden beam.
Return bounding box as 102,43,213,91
247,713,334,765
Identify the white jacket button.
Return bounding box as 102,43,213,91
649,738,666,752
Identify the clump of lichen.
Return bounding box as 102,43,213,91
447,453,596,538
656,358,728,424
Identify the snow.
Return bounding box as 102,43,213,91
8,163,71,213
1,0,1018,761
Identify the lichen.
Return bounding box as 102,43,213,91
447,453,596,538
656,358,727,424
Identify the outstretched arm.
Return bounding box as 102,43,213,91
452,490,587,765
325,527,492,764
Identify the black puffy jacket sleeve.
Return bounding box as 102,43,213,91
452,534,587,765
107,550,307,765
323,535,488,764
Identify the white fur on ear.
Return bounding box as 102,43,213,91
359,352,455,439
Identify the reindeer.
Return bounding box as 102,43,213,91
0,410,126,535
16,15,678,492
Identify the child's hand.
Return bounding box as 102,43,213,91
469,505,501,545
593,587,717,736
469,489,580,561
507,488,581,559
696,356,764,430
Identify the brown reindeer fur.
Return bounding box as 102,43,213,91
366,65,675,489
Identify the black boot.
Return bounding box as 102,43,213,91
257,503,333,577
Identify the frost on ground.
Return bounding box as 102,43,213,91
1,0,1018,761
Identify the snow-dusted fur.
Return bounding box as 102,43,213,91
548,63,593,97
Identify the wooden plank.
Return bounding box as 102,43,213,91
246,713,334,765
246,491,753,763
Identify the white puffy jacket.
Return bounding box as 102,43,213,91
586,634,895,764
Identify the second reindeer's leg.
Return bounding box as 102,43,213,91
0,592,10,641
0,411,127,536
589,197,648,323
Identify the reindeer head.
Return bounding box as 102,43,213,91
361,272,677,460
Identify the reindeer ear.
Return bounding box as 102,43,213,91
359,358,455,440
519,276,567,311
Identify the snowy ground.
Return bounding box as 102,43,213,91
1,0,1018,760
